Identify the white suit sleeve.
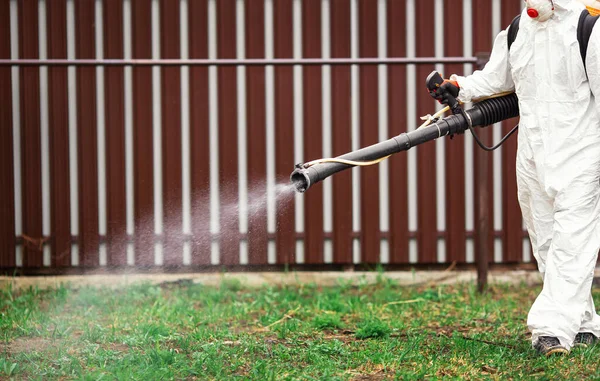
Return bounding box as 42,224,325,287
587,23,600,115
450,28,515,102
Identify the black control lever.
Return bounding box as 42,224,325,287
425,70,461,114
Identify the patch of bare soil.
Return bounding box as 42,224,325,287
320,329,377,344
350,376,390,381
2,337,57,355
105,342,130,352
347,363,395,380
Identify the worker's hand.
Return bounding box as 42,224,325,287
429,79,460,105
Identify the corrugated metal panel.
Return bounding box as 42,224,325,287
387,0,409,264
302,0,324,265
217,0,240,265
132,0,154,266
0,0,15,268
160,0,183,266
358,0,380,264
330,0,353,264
189,0,211,266
273,0,296,264
75,0,99,267
245,0,269,264
415,0,438,264
47,0,71,267
443,0,467,264
103,0,127,266
19,0,43,268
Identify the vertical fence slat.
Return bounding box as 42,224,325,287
502,1,523,263
189,0,211,265
415,0,438,263
217,0,239,265
387,0,409,264
472,0,495,263
75,0,99,267
19,0,43,267
132,0,154,266
103,0,127,266
160,0,182,266
302,0,324,264
330,0,352,264
47,0,71,267
274,0,295,264
358,1,380,264
0,0,15,268
443,0,467,263
246,0,268,264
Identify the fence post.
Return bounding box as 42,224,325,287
475,53,491,293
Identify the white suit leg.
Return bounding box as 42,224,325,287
516,135,553,274
527,173,600,350
581,6,600,338
580,294,600,335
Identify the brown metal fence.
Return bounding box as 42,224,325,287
0,0,529,273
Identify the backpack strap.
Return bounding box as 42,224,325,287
578,9,599,73
507,14,521,52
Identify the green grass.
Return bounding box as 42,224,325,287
2,275,600,380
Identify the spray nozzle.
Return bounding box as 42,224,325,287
290,167,310,193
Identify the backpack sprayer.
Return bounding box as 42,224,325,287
290,71,520,193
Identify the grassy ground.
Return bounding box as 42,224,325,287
2,274,600,380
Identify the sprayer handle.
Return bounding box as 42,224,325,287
426,71,460,113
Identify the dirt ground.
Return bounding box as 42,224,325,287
0,269,549,291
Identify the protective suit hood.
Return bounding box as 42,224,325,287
552,0,571,8
547,0,581,10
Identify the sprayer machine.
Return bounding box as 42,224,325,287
290,71,520,193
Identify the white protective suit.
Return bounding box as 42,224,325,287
451,0,600,350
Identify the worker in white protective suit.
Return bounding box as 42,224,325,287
429,0,600,356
